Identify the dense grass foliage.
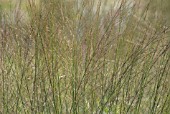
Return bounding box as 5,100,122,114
0,0,170,113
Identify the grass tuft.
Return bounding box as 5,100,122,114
0,0,170,113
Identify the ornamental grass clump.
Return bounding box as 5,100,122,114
0,0,170,113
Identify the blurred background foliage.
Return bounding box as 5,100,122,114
161,0,170,25
0,0,170,24
146,0,170,25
